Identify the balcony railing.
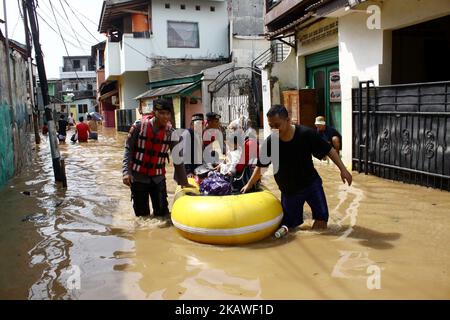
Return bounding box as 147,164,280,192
62,67,96,72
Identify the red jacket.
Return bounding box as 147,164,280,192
236,138,259,174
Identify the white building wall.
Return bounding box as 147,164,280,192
121,34,153,73
339,13,383,167
150,0,229,60
231,36,270,67
120,72,149,110
271,49,297,92
105,41,121,79
261,68,271,138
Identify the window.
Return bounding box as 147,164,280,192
195,5,200,11
180,4,186,10
165,3,170,9
78,104,88,114
87,84,93,90
167,21,199,48
210,6,215,12
73,60,80,69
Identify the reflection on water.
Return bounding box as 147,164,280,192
0,126,449,299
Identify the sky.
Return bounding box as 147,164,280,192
0,0,105,78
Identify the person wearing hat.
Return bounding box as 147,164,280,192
182,113,205,176
315,116,341,153
122,98,192,218
203,112,226,161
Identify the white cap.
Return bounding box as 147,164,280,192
315,116,326,125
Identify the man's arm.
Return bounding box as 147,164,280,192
169,132,193,188
240,166,262,193
122,122,140,187
328,148,352,186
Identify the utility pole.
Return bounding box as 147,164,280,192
25,0,65,183
22,0,40,145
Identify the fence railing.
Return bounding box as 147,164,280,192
352,81,450,191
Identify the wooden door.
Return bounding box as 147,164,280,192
282,90,299,124
298,89,317,129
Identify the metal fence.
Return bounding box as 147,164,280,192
353,81,450,191
116,109,136,133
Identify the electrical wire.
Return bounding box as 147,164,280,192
62,0,101,43
56,0,82,48
38,0,93,46
36,11,85,49
48,0,81,82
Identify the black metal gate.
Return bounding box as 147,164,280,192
353,81,450,191
116,109,136,133
208,67,261,127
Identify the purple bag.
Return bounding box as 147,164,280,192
199,171,232,195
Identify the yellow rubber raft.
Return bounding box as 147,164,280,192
171,180,283,245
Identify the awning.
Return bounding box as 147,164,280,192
134,82,200,100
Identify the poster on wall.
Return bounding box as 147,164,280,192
329,71,341,102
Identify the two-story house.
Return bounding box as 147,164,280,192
98,0,230,130
59,56,97,120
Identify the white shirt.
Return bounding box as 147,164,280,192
219,148,242,175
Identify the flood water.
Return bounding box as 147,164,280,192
0,126,449,299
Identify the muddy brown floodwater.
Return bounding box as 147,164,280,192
0,126,449,299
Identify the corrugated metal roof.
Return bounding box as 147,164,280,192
134,83,195,100
148,60,226,83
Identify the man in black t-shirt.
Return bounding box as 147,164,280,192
241,105,352,231
315,116,341,152
57,114,68,143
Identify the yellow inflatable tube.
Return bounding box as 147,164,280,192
171,180,283,245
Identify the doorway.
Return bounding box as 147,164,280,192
305,47,341,134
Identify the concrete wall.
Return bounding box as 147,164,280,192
271,48,297,92
231,36,270,67
150,0,229,60
184,89,204,128
105,41,121,79
119,72,149,110
296,18,339,88
230,0,265,36
121,34,153,73
261,68,271,138
0,41,32,188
